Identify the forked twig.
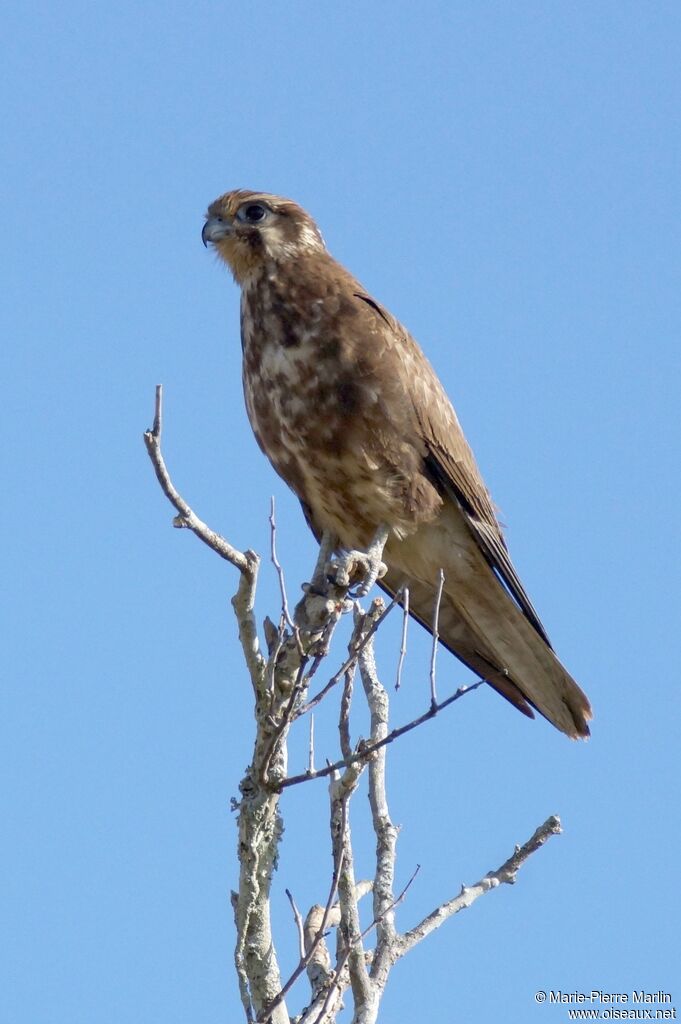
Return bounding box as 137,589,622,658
279,678,485,790
299,589,403,716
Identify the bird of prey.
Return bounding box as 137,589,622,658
202,190,592,739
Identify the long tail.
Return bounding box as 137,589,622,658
380,571,592,739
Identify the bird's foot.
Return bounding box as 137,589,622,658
327,550,388,596
327,524,391,597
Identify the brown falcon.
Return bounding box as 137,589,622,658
202,190,593,739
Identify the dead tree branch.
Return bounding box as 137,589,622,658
144,384,265,691
279,676,485,790
355,603,398,992
144,387,570,1024
396,815,564,957
144,385,255,576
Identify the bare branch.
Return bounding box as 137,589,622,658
308,714,315,774
395,586,409,691
144,385,254,575
308,974,346,1024
231,890,255,1023
384,864,420,917
299,589,403,716
285,889,305,961
265,626,286,699
269,497,301,646
309,865,420,1024
232,561,268,694
147,399,571,1023
279,678,484,790
332,771,372,1016
233,775,289,1024
339,650,357,763
396,815,563,957
300,884,378,1021
311,813,561,1021
259,660,308,788
353,603,398,986
143,385,266,689
429,569,445,707
259,801,348,1022
305,975,347,1024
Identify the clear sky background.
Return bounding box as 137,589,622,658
3,2,680,1022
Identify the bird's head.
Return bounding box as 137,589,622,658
202,190,325,283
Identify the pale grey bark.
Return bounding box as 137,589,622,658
145,387,565,1024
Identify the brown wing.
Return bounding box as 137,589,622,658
299,286,590,737
354,292,551,644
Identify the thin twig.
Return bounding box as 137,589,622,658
285,889,306,961
269,498,301,653
308,715,315,774
361,862,420,941
279,679,485,790
143,385,253,575
395,586,409,691
299,589,403,716
429,569,445,707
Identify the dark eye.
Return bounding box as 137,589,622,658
238,203,268,224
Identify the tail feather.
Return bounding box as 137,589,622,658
380,570,592,740
302,497,593,739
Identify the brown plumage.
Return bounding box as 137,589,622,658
202,189,593,739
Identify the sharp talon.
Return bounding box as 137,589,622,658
316,526,390,597
340,553,387,597
325,559,351,589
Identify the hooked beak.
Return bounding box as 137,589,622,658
202,216,232,247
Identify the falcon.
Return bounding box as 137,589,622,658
202,190,592,739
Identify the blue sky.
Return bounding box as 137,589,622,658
2,2,680,1021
